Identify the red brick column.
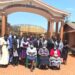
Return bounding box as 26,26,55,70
50,20,54,37
47,20,54,38
47,21,50,38
2,12,7,36
56,22,59,34
60,21,64,41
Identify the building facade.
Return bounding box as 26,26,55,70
64,22,75,47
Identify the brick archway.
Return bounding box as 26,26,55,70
0,0,68,40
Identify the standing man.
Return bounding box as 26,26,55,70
8,33,13,64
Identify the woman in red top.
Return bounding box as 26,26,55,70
49,48,61,69
50,48,61,57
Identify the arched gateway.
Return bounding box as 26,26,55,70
0,0,69,40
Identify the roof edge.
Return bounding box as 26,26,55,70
34,0,70,16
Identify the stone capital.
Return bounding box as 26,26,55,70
1,11,7,16
61,20,65,26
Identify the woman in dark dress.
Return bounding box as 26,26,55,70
38,46,49,69
61,40,69,64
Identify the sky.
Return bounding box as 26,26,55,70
8,0,75,30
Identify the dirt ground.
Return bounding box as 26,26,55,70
0,55,75,75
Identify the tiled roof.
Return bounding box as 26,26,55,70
66,22,75,29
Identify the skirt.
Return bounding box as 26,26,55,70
39,56,49,65
21,49,26,59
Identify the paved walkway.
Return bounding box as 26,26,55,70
0,55,75,75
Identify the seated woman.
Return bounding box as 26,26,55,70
26,44,37,72
49,47,61,69
38,46,49,69
50,48,61,57
0,37,9,66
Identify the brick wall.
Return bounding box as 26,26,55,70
68,33,75,47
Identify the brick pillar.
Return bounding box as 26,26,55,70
50,20,54,37
47,20,54,38
60,21,64,41
56,22,59,34
47,21,50,38
2,12,7,36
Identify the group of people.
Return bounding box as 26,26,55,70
0,33,69,71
